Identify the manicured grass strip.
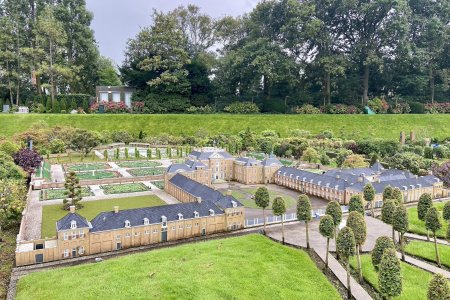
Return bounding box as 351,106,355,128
239,187,297,209
350,254,434,300
100,183,150,195
117,161,162,168
41,195,165,238
408,202,448,239
127,167,165,177
40,187,92,201
3,114,450,140
66,163,109,172
405,240,450,268
74,170,119,180
36,161,52,180
16,235,341,300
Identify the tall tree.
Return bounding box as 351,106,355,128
272,197,286,244
346,211,367,283
326,200,342,256
379,248,403,299
393,205,409,261
381,199,397,242
418,193,433,241
297,194,312,249
319,215,335,269
336,226,356,300
63,171,83,210
97,56,121,86
363,183,376,217
254,186,270,234
425,207,443,267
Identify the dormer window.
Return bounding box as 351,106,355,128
161,216,167,227
209,209,215,216
70,220,77,229
124,220,131,228
178,213,183,220
194,211,199,218
231,201,237,208
143,218,149,225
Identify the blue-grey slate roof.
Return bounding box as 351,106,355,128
169,173,243,209
89,201,221,233
167,163,193,174
235,157,261,166
261,156,283,167
348,176,439,193
56,213,90,231
189,150,233,160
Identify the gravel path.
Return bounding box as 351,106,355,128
21,190,42,241
50,164,65,183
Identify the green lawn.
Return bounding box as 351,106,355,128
36,161,51,181
41,195,165,238
405,240,450,268
350,254,434,300
2,114,450,140
46,152,103,164
65,163,109,172
408,202,449,238
16,234,341,300
127,168,165,177
117,161,162,168
100,183,150,195
228,187,297,209
40,187,92,201
74,170,119,180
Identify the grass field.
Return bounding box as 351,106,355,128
100,183,150,195
65,163,109,172
350,254,434,300
16,234,341,300
227,187,297,209
41,195,165,238
405,240,450,268
407,202,448,238
2,114,450,140
127,167,165,177
117,161,162,168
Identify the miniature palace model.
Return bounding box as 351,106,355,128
15,147,444,266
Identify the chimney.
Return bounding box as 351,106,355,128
226,189,232,196
196,196,202,203
69,206,76,214
357,176,363,183
336,175,340,179
114,206,119,214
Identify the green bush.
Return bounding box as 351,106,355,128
427,273,450,300
295,104,321,114
224,102,260,114
379,248,402,298
409,101,425,114
372,236,395,270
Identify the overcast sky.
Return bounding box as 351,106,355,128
85,0,259,65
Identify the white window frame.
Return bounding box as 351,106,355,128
63,232,68,241
144,218,149,225
79,230,84,238
71,231,77,239
125,220,131,228
145,230,150,235
70,220,77,229
125,233,131,238
194,211,199,218
64,249,69,258
79,247,85,255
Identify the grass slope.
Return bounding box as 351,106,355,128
350,254,434,300
2,114,450,140
41,195,165,238
16,235,340,300
408,202,448,238
405,240,450,268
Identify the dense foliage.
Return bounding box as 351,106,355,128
379,248,403,299
427,274,450,300
348,195,365,216
372,236,395,270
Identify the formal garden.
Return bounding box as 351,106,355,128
151,181,165,189
116,161,162,168
40,187,93,201
100,183,150,195
127,168,165,177
41,195,165,238
74,170,120,180
65,163,109,172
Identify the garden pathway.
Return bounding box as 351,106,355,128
51,164,65,183
21,190,42,240
401,254,450,279
94,150,104,159
405,233,450,246
90,185,105,197
142,181,179,205
108,162,133,178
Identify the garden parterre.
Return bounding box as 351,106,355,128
100,183,150,194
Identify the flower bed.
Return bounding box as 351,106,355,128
75,170,120,180
152,181,165,189
66,163,109,172
40,187,92,201
117,161,162,168
100,183,150,194
127,168,165,177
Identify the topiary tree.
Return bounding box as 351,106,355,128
326,200,342,255
379,248,402,299
346,211,367,282
392,188,404,205
393,205,408,261
349,195,365,216
336,226,356,300
103,149,108,161
418,193,433,241
425,207,442,267
297,194,312,248
272,197,286,244
63,171,83,210
447,224,450,242
381,199,397,243
372,236,395,270
254,187,270,234
383,186,394,201
125,147,129,159
319,215,335,268
135,147,140,159
427,273,450,300
115,148,120,160
363,183,376,217
147,148,152,159
443,201,450,222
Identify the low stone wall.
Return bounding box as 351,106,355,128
35,174,164,190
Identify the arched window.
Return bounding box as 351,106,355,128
124,220,131,228
143,218,149,225
70,220,77,229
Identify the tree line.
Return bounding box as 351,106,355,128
0,0,120,107
122,1,450,113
